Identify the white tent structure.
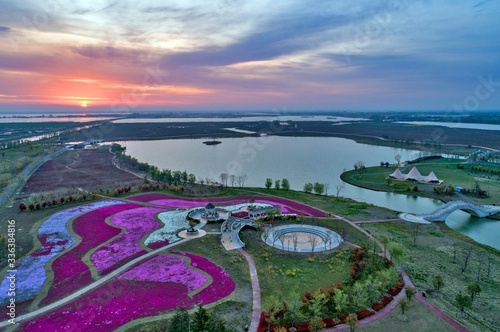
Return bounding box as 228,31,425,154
389,168,405,180
388,167,442,184
406,167,424,182
425,171,441,183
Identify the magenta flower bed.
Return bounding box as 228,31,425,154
148,239,169,249
21,253,234,331
118,255,207,292
151,199,210,209
20,279,191,332
176,252,235,304
91,207,164,274
41,203,140,305
232,211,249,218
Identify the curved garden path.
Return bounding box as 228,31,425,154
237,248,261,332
238,189,470,332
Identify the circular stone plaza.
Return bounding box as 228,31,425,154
263,224,342,252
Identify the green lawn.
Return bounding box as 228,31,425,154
358,298,456,332
360,220,500,332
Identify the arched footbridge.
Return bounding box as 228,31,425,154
419,200,500,222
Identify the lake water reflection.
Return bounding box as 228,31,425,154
118,136,499,250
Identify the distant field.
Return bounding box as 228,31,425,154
19,148,142,198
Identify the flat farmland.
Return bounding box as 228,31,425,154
20,148,141,196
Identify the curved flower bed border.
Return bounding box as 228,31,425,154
41,203,139,305
90,207,164,275
0,201,122,305
176,252,236,305
21,252,235,332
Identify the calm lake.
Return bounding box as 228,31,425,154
118,136,499,250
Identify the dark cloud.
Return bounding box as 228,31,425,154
161,12,361,68
0,26,10,32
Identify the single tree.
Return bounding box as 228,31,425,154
335,183,345,198
395,154,401,165
405,286,416,303
237,174,247,187
431,275,445,291
455,292,472,315
219,172,228,186
192,305,210,332
281,178,290,190
354,160,366,176
229,174,236,187
265,178,273,189
345,314,359,332
398,297,409,316
308,316,326,332
168,308,190,332
304,182,313,193
274,179,281,190
466,283,482,304
313,182,324,195
461,246,473,273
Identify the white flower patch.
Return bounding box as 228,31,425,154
145,210,190,245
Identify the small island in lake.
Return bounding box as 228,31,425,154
203,140,222,145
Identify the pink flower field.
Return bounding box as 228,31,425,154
118,255,207,292
91,207,164,275
41,203,140,305
21,253,234,332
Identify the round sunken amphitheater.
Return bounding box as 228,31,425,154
264,225,342,252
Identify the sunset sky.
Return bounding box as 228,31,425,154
1,0,499,113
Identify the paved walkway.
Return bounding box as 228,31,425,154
237,248,261,332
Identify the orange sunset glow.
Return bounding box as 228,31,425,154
0,1,499,112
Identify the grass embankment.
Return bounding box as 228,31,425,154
341,157,500,205
360,221,500,332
